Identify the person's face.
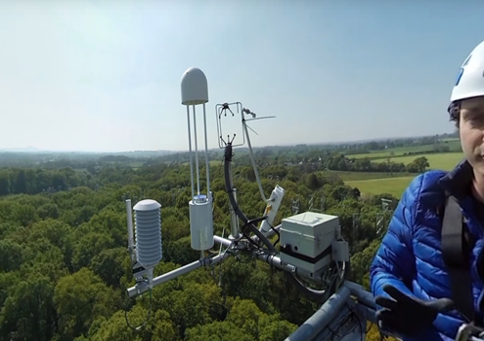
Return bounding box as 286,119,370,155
459,96,484,176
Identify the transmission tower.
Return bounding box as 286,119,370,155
171,186,185,205
376,198,393,236
352,213,361,231
320,195,325,212
381,198,392,211
291,198,300,215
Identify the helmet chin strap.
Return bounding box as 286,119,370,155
471,171,484,204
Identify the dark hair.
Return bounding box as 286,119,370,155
448,101,460,127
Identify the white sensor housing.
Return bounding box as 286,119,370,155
279,212,339,274
259,185,285,236
181,67,208,105
189,194,214,251
181,67,214,256
133,199,162,270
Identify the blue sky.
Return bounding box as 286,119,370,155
1,0,484,152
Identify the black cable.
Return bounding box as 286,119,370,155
331,305,364,341
268,222,280,247
124,279,152,332
348,306,363,341
353,306,364,341
223,142,276,253
223,142,329,303
326,325,337,338
284,270,328,303
240,217,268,249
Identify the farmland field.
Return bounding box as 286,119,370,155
344,151,464,197
324,171,417,181
372,152,463,171
182,160,222,167
345,176,415,198
350,140,461,160
129,161,145,169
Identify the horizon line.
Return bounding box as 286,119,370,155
0,132,458,155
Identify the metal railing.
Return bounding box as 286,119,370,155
284,280,402,341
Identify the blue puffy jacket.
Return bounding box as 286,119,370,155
370,159,484,341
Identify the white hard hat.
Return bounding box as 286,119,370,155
450,39,484,103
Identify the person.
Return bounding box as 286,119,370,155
370,38,484,341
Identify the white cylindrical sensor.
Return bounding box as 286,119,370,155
259,185,285,236
189,194,214,251
133,199,162,269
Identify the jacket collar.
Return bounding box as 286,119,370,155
438,157,473,199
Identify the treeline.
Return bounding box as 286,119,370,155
144,133,458,165
0,150,174,168
0,168,96,196
0,158,398,341
259,154,429,174
330,155,430,173
402,144,452,156
0,132,458,172
340,133,458,155
0,155,427,199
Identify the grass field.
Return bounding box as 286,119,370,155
372,152,464,171
350,140,462,160
323,170,417,181
182,160,222,167
129,161,145,169
343,151,464,197
345,176,415,198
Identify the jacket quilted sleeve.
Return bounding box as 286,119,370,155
370,174,423,299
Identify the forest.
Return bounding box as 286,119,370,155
0,143,413,341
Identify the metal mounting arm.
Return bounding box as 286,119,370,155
127,251,230,298
127,233,310,298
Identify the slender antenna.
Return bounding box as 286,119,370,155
203,103,211,199
193,105,200,196
126,199,134,259
187,106,195,198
